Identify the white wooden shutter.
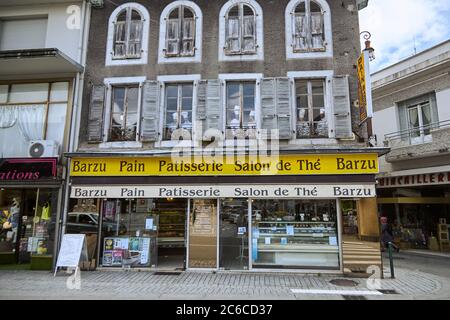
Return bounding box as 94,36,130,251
87,85,105,142
333,75,353,139
166,19,180,55
277,78,293,139
141,81,160,142
195,80,207,141
204,80,222,140
260,78,277,132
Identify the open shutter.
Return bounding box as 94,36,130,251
128,20,143,58
333,75,353,139
204,80,222,140
195,80,207,141
182,17,195,56
311,12,324,50
141,81,160,142
87,85,105,142
242,15,256,53
166,19,180,56
226,17,240,53
277,78,293,139
260,78,277,133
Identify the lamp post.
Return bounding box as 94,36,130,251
361,31,375,61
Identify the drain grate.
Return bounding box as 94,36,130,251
342,295,367,300
377,289,399,295
153,272,182,276
330,279,359,287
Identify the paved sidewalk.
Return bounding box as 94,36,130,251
0,267,449,300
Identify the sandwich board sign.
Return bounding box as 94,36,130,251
54,234,88,277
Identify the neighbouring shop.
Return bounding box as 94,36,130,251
66,153,381,273
0,158,61,268
377,172,450,252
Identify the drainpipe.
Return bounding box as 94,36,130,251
54,0,91,269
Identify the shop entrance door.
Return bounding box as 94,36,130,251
219,198,249,270
155,199,187,270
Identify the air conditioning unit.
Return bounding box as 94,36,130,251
28,140,60,158
89,0,104,8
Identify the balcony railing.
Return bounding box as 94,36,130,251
384,119,450,148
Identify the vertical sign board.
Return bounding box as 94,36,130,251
54,234,88,276
357,50,373,124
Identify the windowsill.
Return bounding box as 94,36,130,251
286,50,333,60
288,138,338,145
156,140,199,148
106,56,148,66
99,141,143,149
158,55,201,64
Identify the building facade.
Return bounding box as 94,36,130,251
372,40,450,252
0,0,90,268
63,0,385,274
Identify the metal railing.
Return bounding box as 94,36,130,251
384,119,450,148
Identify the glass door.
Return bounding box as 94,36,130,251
219,198,249,270
188,199,217,269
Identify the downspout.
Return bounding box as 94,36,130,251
54,0,91,269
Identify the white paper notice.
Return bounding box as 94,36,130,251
286,225,294,236
265,237,271,245
145,218,154,230
329,236,338,246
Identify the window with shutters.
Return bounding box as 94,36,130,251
295,79,328,138
219,0,264,61
226,81,257,138
163,83,194,140
109,86,140,142
159,1,202,63
106,3,150,66
285,0,332,59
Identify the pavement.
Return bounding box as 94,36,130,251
0,251,449,300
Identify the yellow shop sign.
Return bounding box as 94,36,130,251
70,154,379,177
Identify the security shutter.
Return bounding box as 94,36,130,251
203,79,222,140
277,78,293,139
333,75,353,139
87,85,105,142
141,81,160,142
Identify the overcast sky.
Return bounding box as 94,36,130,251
359,0,450,72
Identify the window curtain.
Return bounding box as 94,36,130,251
182,18,195,55
311,13,324,49
166,19,180,55
0,107,18,128
294,15,307,51
226,17,240,52
128,20,143,57
0,105,45,141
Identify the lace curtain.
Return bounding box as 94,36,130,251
0,105,45,141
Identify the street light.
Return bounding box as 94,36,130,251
360,31,375,61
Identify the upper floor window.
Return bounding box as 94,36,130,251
158,1,203,64
219,0,264,61
110,85,139,142
295,79,328,138
106,3,150,66
226,81,256,138
163,83,194,140
285,0,332,59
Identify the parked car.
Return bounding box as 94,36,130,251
66,212,127,234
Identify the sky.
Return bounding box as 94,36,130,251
359,0,450,72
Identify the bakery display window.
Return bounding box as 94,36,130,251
251,199,340,270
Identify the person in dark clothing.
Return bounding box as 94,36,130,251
381,222,399,252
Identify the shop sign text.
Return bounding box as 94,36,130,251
378,172,450,188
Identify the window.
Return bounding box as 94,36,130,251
0,82,69,158
109,86,139,142
226,82,256,138
295,79,328,138
225,4,256,54
0,17,48,51
106,3,150,66
219,0,264,61
285,0,332,59
166,6,195,57
163,83,194,140
407,101,432,143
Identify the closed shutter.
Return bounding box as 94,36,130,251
87,85,105,142
141,81,160,142
195,80,207,141
333,75,353,139
277,78,293,139
260,78,277,132
204,80,222,140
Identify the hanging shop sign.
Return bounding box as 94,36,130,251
0,158,57,181
70,154,379,177
357,50,373,124
378,172,450,188
70,184,377,199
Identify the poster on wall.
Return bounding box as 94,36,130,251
190,200,216,237
102,237,152,267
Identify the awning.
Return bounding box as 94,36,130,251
0,48,83,80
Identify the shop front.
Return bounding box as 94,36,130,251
0,158,61,268
66,153,380,273
377,172,450,252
